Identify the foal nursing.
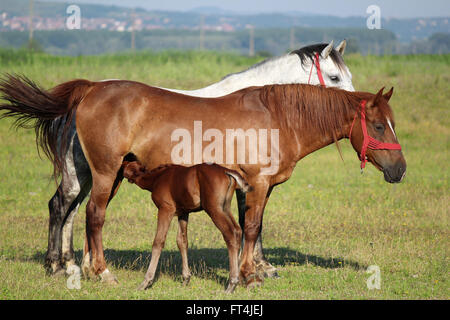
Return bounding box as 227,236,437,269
122,161,253,293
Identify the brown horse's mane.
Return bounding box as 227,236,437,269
259,84,369,138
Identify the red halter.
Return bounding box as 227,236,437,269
308,52,326,87
349,100,402,169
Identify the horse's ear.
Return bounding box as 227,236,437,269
383,87,394,102
367,87,385,109
320,40,334,58
336,39,346,55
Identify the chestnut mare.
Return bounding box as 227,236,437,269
0,77,406,287
1,42,352,280
122,161,253,293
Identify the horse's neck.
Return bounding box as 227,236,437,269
298,130,347,161
144,166,174,190
163,54,304,98
293,101,357,161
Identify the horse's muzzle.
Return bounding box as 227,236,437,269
383,164,406,183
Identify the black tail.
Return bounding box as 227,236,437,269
0,74,93,179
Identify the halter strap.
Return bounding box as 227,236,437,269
308,52,326,87
350,100,402,169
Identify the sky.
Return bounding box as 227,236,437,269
43,0,450,18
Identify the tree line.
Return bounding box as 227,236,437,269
0,27,448,56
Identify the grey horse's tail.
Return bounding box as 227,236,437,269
225,171,254,193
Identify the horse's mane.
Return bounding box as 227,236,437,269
221,43,344,81
290,43,346,70
259,84,368,138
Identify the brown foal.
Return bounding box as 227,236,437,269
122,161,253,293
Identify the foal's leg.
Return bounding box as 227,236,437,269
138,205,176,290
205,204,242,293
176,213,191,285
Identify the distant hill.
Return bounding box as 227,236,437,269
0,0,448,42
0,0,448,55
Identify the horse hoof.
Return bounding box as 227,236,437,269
225,282,238,294
246,279,262,290
52,267,67,278
264,268,280,279
182,277,191,286
256,261,279,279
137,281,152,291
243,273,263,289
46,262,65,277
81,267,96,280
99,269,118,285
81,253,95,280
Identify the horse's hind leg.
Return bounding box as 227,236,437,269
138,205,176,290
83,169,123,284
45,134,92,275
46,187,67,275
61,134,92,269
176,213,191,285
47,180,90,275
61,173,92,269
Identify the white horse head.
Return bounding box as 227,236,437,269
290,40,354,91
160,40,354,97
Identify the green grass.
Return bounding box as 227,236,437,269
0,49,448,299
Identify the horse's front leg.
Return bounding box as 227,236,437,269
138,205,176,290
239,181,270,288
237,187,278,279
254,185,279,278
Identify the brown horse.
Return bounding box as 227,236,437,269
121,161,252,293
0,76,406,287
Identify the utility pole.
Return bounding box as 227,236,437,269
28,0,34,50
199,15,205,50
248,25,254,57
289,27,295,50
130,8,136,52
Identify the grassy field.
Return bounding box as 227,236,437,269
0,49,448,300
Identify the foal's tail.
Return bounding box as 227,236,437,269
0,74,93,179
225,171,254,193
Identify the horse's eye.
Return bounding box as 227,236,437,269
329,75,340,82
374,123,385,133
